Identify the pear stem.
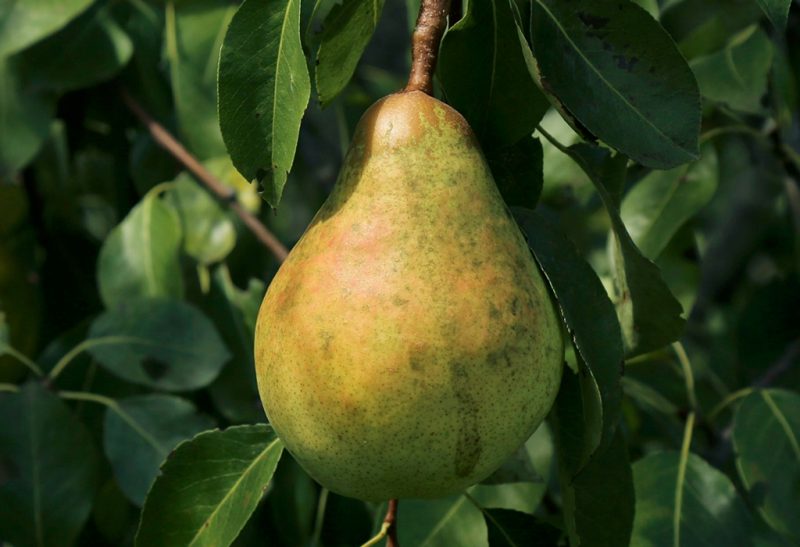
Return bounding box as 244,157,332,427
386,498,399,547
404,0,452,95
360,499,399,547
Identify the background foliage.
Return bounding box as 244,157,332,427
1,0,799,546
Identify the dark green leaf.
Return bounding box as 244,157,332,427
621,144,718,260
555,422,634,547
87,298,230,391
97,187,184,308
484,509,561,547
316,0,386,106
166,176,236,265
103,394,215,506
488,136,544,209
0,57,55,177
756,0,792,31
732,389,800,542
20,6,133,93
439,0,549,149
515,209,623,464
566,143,685,355
530,0,701,168
0,0,93,56
0,382,100,547
631,451,753,546
136,425,284,547
165,0,234,159
690,26,773,114
218,0,311,207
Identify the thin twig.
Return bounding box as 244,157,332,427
119,89,289,263
405,0,452,95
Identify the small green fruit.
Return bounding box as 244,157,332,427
255,91,564,501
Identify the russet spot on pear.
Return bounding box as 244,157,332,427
255,90,564,502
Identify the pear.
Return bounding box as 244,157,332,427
254,90,564,501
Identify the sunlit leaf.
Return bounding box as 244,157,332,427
165,0,234,159
97,187,184,308
622,144,718,260
136,425,284,547
218,0,310,207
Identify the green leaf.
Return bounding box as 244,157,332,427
97,186,184,308
756,0,792,31
0,57,55,177
439,0,549,149
631,451,753,546
0,382,100,547
166,176,236,265
555,422,634,547
515,209,623,464
103,394,215,506
218,0,311,207
487,136,544,209
315,0,386,106
136,425,284,547
690,26,774,114
0,0,94,56
483,509,561,547
659,0,762,60
566,143,685,355
165,0,234,159
530,0,701,169
398,482,545,547
19,6,133,93
621,144,718,260
87,298,230,391
733,389,800,542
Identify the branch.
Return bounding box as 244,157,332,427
120,89,289,263
405,0,452,95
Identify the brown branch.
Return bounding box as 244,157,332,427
385,499,399,547
404,0,452,95
120,89,289,263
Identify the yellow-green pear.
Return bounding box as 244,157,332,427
254,90,564,501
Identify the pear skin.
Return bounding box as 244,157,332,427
254,91,564,501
